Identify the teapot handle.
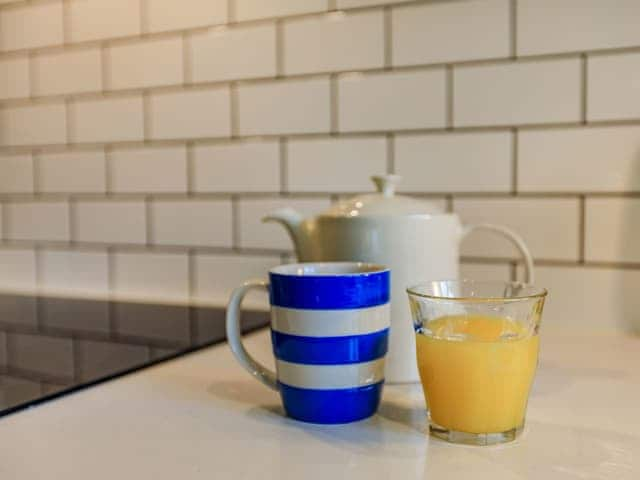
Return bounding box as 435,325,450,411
461,224,534,284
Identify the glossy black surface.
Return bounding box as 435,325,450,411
0,293,269,417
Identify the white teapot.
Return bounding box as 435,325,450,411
265,175,533,383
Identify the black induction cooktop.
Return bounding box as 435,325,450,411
0,292,269,417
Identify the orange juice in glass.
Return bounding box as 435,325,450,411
407,280,547,445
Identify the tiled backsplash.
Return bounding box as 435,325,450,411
0,0,639,332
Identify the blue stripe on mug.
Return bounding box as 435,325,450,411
269,270,390,310
279,381,384,424
272,329,389,365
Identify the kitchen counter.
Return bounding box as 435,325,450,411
1,328,638,479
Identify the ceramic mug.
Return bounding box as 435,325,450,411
225,262,390,424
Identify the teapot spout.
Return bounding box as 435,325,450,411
262,208,305,257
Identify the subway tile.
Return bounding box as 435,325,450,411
454,198,580,261
33,48,102,97
235,0,327,21
454,58,581,127
518,126,640,192
72,96,144,143
238,77,330,136
1,376,42,408
194,253,281,309
523,265,640,333
287,137,386,192
75,201,146,244
152,199,233,247
0,56,29,99
7,202,69,241
395,132,512,192
77,340,149,382
238,197,331,250
114,303,189,345
149,88,231,140
7,333,73,379
193,140,280,193
40,250,109,297
0,153,33,193
460,262,512,282
113,252,189,303
110,145,187,193
392,0,509,66
191,24,276,83
39,150,106,193
518,0,640,56
284,10,384,75
150,347,179,361
69,0,140,43
194,306,268,345
0,249,36,293
585,198,640,264
0,103,67,146
588,52,640,122
339,70,446,132
0,2,63,51
41,297,109,335
147,0,227,33
338,0,405,6
108,37,183,90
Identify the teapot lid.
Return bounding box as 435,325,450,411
321,175,444,218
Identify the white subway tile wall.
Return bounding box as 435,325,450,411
0,0,638,332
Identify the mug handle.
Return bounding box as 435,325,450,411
461,224,535,284
225,279,278,391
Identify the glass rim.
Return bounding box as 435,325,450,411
406,279,548,302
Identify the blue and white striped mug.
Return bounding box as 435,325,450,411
226,262,390,424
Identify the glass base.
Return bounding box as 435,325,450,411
429,422,523,446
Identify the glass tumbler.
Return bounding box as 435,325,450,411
407,280,547,445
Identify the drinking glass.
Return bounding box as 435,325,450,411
407,280,547,445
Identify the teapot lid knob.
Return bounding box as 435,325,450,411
371,174,402,197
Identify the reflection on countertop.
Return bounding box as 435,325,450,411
0,292,268,415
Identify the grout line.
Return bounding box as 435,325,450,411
182,32,193,86
229,83,239,138
31,149,41,193
64,98,74,145
386,133,395,174
509,0,517,59
100,43,110,92
0,49,605,108
62,0,72,45
142,91,152,141
139,0,149,35
6,118,640,155
446,195,454,213
186,141,195,195
145,196,153,246
330,75,339,134
231,194,240,249
27,51,37,98
227,0,236,23
383,6,392,69
279,137,288,193
104,146,113,195
275,19,284,78
446,65,454,129
581,53,588,124
511,128,518,194
578,195,586,263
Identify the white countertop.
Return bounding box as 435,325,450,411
1,328,639,479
